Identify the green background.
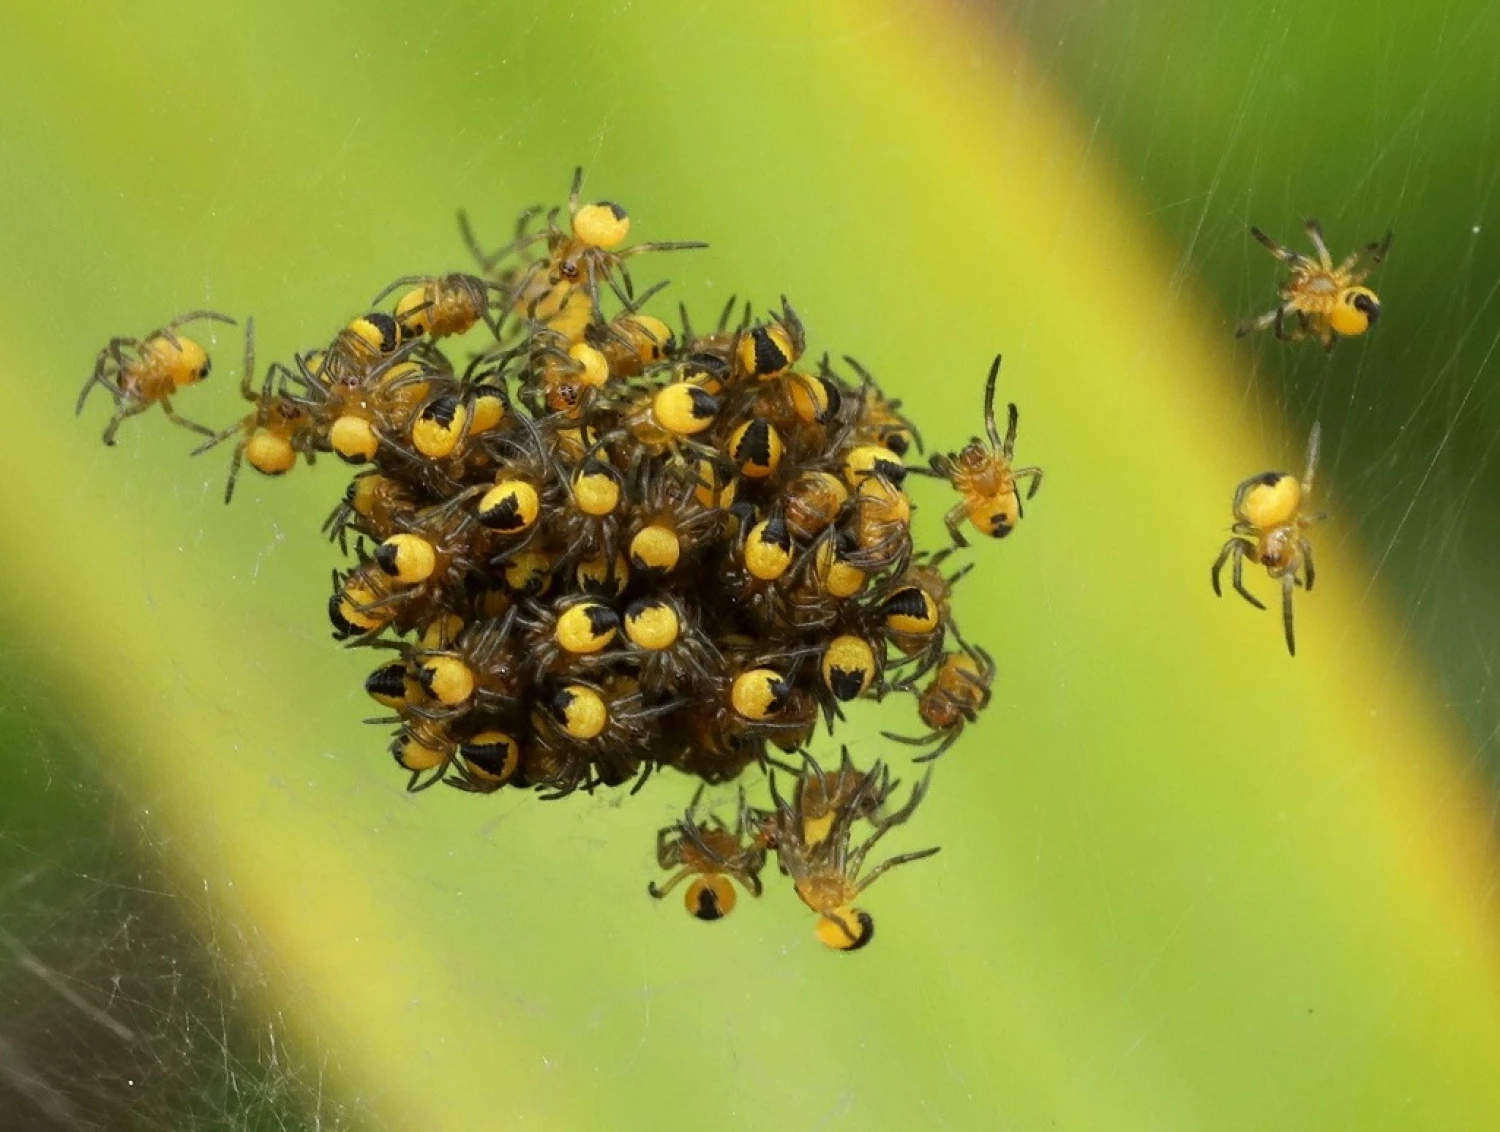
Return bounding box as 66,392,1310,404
3,1,1499,1129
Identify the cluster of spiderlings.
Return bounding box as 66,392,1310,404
81,170,1046,948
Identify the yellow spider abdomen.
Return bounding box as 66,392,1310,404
554,601,619,654
552,684,608,740
158,336,211,387
375,533,437,586
245,428,296,476
814,907,874,951
502,548,553,596
477,480,541,533
411,395,468,459
821,635,877,701
624,597,681,651
653,383,719,436
737,324,797,379
460,731,521,787
629,524,681,575
686,875,736,921
574,553,630,596
727,419,783,479
393,732,446,774
365,661,414,710
744,516,794,581
394,287,434,337
572,460,621,516
1239,473,1301,530
731,669,790,720
1328,287,1381,337
573,200,631,249
967,491,1020,538
468,385,508,435
418,656,477,706
568,342,611,388
331,415,380,464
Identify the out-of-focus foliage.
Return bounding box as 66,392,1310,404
1014,0,1500,771
1,1,1498,1129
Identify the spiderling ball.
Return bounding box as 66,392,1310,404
82,168,1046,950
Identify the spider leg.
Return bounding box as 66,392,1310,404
847,770,933,874
1301,537,1316,593
910,730,960,764
881,728,933,749
79,338,138,413
219,441,247,504
924,451,957,480
75,367,114,415
456,209,498,273
1302,420,1322,492
1337,229,1394,278
501,259,544,316
712,293,739,334
566,165,584,218
943,501,971,549
100,402,151,446
618,240,710,258
158,397,218,439
1303,217,1333,269
852,846,942,898
982,355,1004,450
952,658,993,711
407,762,446,793
162,309,237,333
740,867,764,898
1235,308,1280,339
647,866,692,900
1280,571,1298,656
1274,304,1292,341
1210,538,1237,598
369,274,432,307
1001,402,1020,461
1251,226,1312,268
1231,544,1266,611
234,317,259,399
1014,465,1044,500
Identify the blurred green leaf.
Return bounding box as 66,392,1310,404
2,1,1498,1129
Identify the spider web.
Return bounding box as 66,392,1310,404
1007,0,1500,779
5,1,1500,1129
0,688,366,1131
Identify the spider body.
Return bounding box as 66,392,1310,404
1211,422,1324,656
883,640,995,762
589,306,676,379
78,310,237,445
648,788,767,921
193,319,329,502
374,272,499,341
1237,220,1391,349
878,549,972,679
760,755,938,951
466,168,706,333
924,355,1042,546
